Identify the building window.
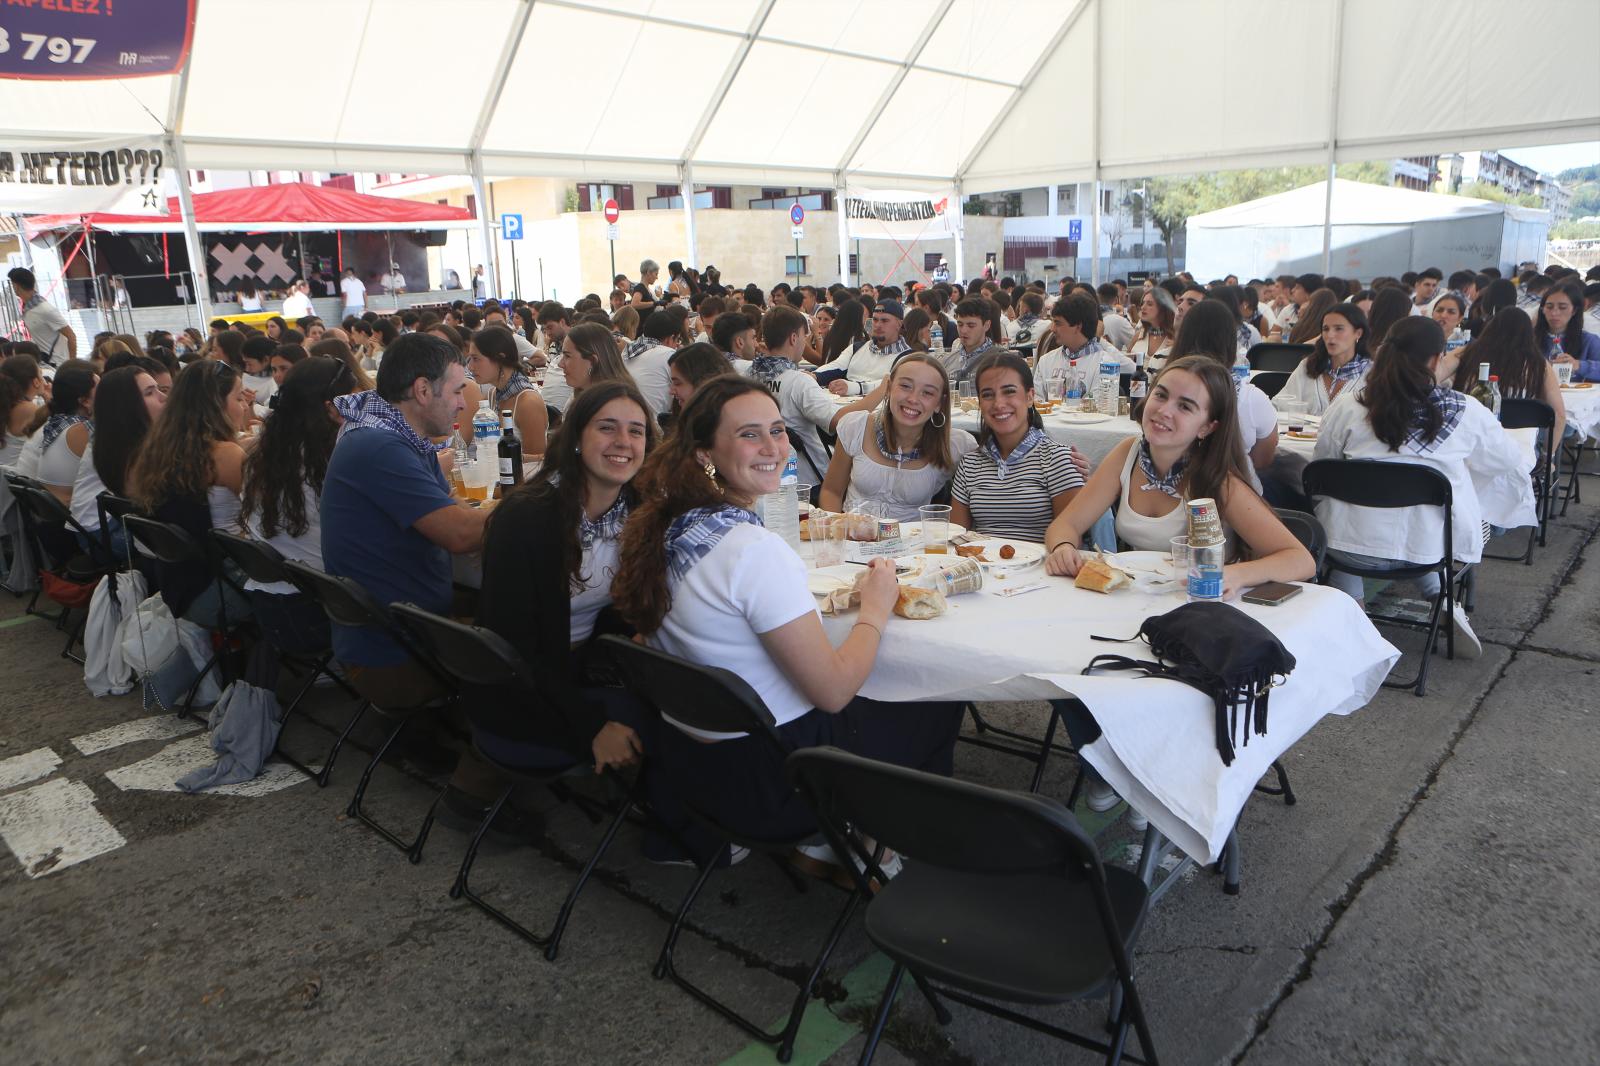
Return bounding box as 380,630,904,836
839,254,858,274
786,255,807,277
923,252,942,271
467,194,478,217
763,187,788,201
656,184,680,198
193,169,206,183
709,186,732,209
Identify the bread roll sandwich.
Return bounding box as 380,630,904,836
893,585,947,619
1074,555,1131,594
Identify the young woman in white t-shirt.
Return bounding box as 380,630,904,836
819,352,977,522
613,377,962,861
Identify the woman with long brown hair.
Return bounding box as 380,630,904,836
1286,288,1339,345
559,322,630,396
467,325,546,459
1311,317,1525,655
820,351,976,521
1045,355,1313,591
1124,286,1176,369
129,358,254,624
1273,303,1373,416
1450,309,1564,430
611,376,962,864
1364,286,1412,350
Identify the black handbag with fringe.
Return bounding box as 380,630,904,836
1083,601,1296,765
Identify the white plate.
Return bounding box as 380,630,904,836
1102,550,1181,590
898,521,968,543
1560,384,1594,392
955,538,1047,569
1052,411,1111,425
807,569,855,597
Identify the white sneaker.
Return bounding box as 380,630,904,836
794,841,902,881
1450,604,1482,659
1127,808,1149,832
1085,779,1119,813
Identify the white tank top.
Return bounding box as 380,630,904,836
1114,438,1190,551
37,427,87,489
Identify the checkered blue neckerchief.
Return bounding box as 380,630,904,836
1238,323,1254,353
955,337,996,379
982,425,1046,478
751,355,798,384
1065,337,1103,362
1331,356,1370,385
41,413,90,450
1406,387,1466,454
1015,313,1042,333
495,371,534,409
21,293,46,314
332,390,447,456
579,493,630,551
1136,437,1186,498
868,337,911,361
623,336,658,361
664,504,763,583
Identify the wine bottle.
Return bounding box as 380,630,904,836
498,410,523,487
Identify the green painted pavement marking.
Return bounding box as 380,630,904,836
0,612,44,629
719,799,1123,1065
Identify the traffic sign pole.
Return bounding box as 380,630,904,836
790,200,806,281
603,198,621,291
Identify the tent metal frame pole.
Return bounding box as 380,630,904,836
835,171,851,286
1322,0,1346,275
470,152,497,301
680,0,777,164
1089,0,1102,288
680,163,697,270
166,134,210,324
835,0,955,175
953,182,965,283
13,215,32,267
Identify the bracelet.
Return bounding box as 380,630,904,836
1046,541,1069,554
853,620,883,639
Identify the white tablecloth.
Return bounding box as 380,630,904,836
1560,386,1600,440
817,563,1399,862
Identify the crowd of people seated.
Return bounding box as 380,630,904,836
4,253,1598,866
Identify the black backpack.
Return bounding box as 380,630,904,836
1083,602,1296,765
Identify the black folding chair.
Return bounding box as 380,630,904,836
1250,370,1290,399
122,513,248,714
209,531,364,787
392,603,634,961
14,484,113,661
1302,459,1465,697
1485,398,1555,565
600,634,860,1064
4,472,52,614
281,560,451,863
1246,342,1312,372
959,700,1086,798
787,747,1159,1066
95,491,143,569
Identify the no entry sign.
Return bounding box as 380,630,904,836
603,198,620,224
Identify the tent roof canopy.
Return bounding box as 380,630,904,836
0,0,1594,192
1186,179,1549,229
24,182,475,235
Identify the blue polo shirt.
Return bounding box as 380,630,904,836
321,427,455,667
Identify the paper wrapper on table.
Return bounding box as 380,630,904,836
818,571,866,616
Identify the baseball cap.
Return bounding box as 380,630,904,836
873,299,904,319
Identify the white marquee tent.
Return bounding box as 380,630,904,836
1186,179,1551,280
3,0,1597,298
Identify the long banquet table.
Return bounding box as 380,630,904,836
816,555,1400,863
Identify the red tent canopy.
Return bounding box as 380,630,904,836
26,182,476,234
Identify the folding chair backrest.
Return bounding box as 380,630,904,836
209,529,291,586
21,484,102,547
1302,458,1451,509
96,491,140,524
1498,397,1555,432
1251,370,1290,399
785,747,1099,883
1246,342,1312,372
281,559,390,629
599,634,785,753
122,513,202,565
1273,507,1327,572
390,602,527,689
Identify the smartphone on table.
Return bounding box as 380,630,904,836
1242,581,1302,606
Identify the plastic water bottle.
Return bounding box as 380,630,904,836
1232,348,1251,389
1488,374,1502,416
760,449,803,552
472,399,500,465
1064,359,1084,401
452,422,468,469
1446,329,1471,354
1096,352,1122,415
930,322,944,350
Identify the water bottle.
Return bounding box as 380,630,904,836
452,422,468,470
472,399,500,451
1445,328,1470,354
1488,375,1502,416
760,448,803,553
1064,358,1084,401
1232,348,1251,389
1096,352,1122,415
930,322,944,350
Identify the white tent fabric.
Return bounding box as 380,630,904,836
0,0,1591,191
1185,179,1550,280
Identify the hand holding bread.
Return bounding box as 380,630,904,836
1045,542,1084,577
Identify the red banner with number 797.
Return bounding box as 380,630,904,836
0,0,196,80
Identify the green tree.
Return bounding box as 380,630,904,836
1551,219,1600,240
1455,181,1543,209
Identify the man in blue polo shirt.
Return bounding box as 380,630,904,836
322,333,531,834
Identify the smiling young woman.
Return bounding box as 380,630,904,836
1044,356,1313,599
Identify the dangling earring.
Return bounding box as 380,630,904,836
930,410,947,428
702,458,718,483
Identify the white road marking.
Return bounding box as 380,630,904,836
104,735,306,797
0,747,62,792
69,714,203,756
0,778,126,878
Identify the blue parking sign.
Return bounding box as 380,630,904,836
1068,218,1082,242
501,214,524,240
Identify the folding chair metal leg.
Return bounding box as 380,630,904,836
278,699,369,788
858,962,906,1066
1252,760,1296,805
1218,828,1241,896
344,713,441,863
60,611,86,664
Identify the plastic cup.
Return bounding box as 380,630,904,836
1555,363,1574,386
813,513,846,568
1170,535,1190,571
919,504,952,555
